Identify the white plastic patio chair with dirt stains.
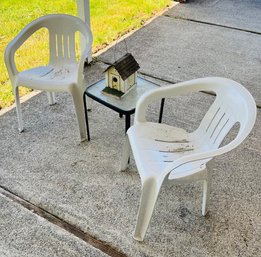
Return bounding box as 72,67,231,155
4,14,93,141
120,77,256,241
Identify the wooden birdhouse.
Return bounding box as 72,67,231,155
104,53,140,95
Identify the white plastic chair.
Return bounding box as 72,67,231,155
120,77,257,241
5,14,93,141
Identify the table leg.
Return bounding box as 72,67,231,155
158,98,165,123
125,114,131,164
83,94,91,141
125,114,131,133
119,113,123,118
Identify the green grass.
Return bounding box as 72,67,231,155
0,0,171,109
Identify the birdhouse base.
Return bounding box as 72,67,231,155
102,83,136,99
102,87,124,99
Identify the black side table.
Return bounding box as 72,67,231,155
83,76,165,140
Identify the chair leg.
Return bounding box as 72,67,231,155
120,136,131,171
47,92,56,105
134,179,161,241
71,89,87,142
14,86,24,132
202,171,211,216
86,97,93,111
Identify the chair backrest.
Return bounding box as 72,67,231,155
194,78,257,151
26,14,92,66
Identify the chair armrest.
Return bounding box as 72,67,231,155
161,135,245,181
134,77,224,123
4,19,45,78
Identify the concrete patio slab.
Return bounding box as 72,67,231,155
0,77,260,256
0,194,108,257
0,1,260,256
167,0,261,33
100,16,261,106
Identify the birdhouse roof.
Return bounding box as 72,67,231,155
105,53,140,81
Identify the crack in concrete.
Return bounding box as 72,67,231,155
91,60,261,109
137,71,261,109
89,56,261,110
164,14,261,36
0,186,128,257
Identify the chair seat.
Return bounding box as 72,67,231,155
128,122,210,181
16,64,78,92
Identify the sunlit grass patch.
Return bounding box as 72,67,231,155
0,0,171,109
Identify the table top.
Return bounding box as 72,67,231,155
85,76,160,114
